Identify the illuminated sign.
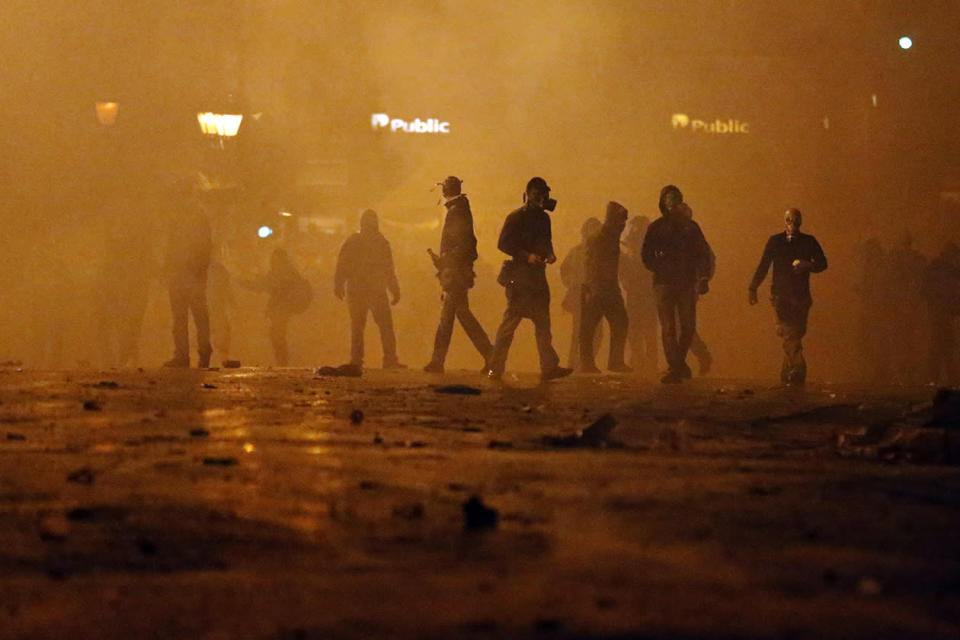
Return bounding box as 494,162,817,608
672,113,749,134
371,113,450,134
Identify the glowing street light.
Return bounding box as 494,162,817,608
95,101,119,126
258,225,274,239
197,112,243,137
898,36,913,50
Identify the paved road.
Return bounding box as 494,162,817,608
1,367,958,639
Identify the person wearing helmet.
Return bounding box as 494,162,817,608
641,185,713,383
579,201,631,373
334,209,405,369
749,208,828,386
424,176,492,373
486,177,572,382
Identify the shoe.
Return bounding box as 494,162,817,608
660,371,683,384
578,364,602,374
423,362,444,373
163,357,189,368
608,363,634,373
383,362,408,370
541,367,573,381
198,353,211,369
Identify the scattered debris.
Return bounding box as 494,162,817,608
435,384,481,395
202,457,237,466
6,432,26,441
65,508,93,521
857,577,883,596
315,363,362,377
534,619,563,633
373,433,384,444
447,482,470,492
202,383,217,389
488,440,513,450
66,467,96,485
349,409,364,424
392,503,425,520
82,400,101,411
748,485,783,497
837,424,957,465
462,495,498,530
92,380,119,389
541,413,619,448
409,441,427,448
656,419,692,452
222,360,242,368
189,428,210,437
359,480,381,490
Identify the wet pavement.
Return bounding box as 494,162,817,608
1,366,959,639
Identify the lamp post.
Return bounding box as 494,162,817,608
197,112,243,148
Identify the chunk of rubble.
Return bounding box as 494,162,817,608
315,363,362,377
541,413,620,448
463,495,498,531
434,384,482,395
837,424,958,465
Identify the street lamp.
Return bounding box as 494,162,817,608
197,112,243,137
95,101,119,126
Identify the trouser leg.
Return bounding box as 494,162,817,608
189,281,212,365
370,291,399,366
429,289,460,366
606,291,629,368
348,295,368,366
169,284,190,361
454,291,492,361
567,305,580,370
655,285,680,371
675,286,697,370
530,297,561,374
775,296,810,384
270,314,289,366
488,292,524,376
579,289,604,369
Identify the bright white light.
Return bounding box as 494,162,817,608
257,226,273,238
279,210,293,217
899,36,913,50
197,112,243,137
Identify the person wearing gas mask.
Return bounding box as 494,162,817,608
424,176,492,373
163,180,213,368
641,185,713,384
334,209,405,370
749,208,827,386
486,177,572,382
579,201,631,373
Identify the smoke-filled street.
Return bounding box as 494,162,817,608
1,365,958,639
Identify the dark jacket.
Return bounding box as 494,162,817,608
165,208,211,284
335,230,400,298
440,194,478,266
749,231,827,300
497,203,554,292
584,220,624,290
640,214,712,287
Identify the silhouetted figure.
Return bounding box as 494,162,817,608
854,238,890,383
641,185,713,383
560,217,602,370
579,201,631,373
749,208,827,386
424,176,492,373
207,258,236,366
243,249,312,366
163,186,212,368
334,210,404,369
887,232,927,383
487,177,572,382
922,242,960,384
620,216,658,378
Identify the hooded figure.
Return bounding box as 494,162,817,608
334,209,404,369
579,201,631,373
560,217,603,369
641,185,713,383
242,248,312,366
424,176,492,373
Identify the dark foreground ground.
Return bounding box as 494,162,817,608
0,366,958,640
